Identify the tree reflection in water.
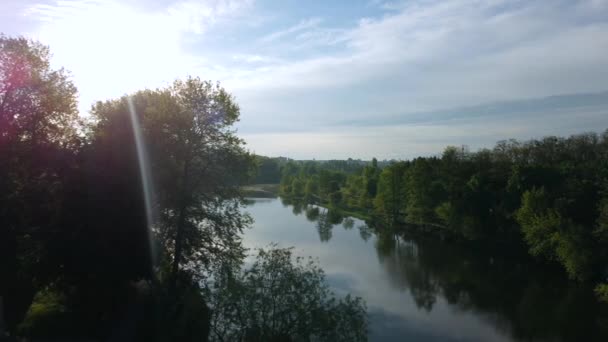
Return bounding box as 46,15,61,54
342,218,355,230
278,199,608,342
305,206,320,222
373,227,608,341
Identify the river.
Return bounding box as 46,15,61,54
242,197,608,342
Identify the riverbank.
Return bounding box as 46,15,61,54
279,192,533,259
242,184,280,198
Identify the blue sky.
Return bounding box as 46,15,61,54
2,0,608,159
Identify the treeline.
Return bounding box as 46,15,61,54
277,133,608,295
250,156,394,184
1,35,366,341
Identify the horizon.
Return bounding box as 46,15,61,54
2,0,608,159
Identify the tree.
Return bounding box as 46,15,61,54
161,78,254,282
90,78,255,286
304,176,320,201
404,158,441,224
0,35,79,247
596,284,608,303
0,35,80,333
291,177,306,198
0,35,79,147
208,247,367,341
279,161,299,195
360,159,380,208
374,162,406,223
252,156,281,184
516,188,593,280
341,175,363,208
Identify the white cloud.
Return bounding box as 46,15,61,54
23,0,252,112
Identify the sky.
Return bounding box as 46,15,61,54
2,0,608,159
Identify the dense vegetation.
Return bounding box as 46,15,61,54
0,35,366,341
274,134,608,296
274,197,608,341
209,246,367,341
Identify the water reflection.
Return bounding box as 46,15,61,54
282,198,348,243
305,206,320,222
314,208,343,243
246,198,608,342
342,217,355,230
358,224,372,242
373,229,608,341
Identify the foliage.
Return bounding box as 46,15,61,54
1,35,81,333
17,287,69,338
516,188,562,259
277,131,608,286
374,162,407,223
251,156,281,184
207,247,368,342
137,273,211,342
596,284,608,303
90,78,256,283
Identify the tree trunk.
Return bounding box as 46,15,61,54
171,156,190,289
171,202,187,285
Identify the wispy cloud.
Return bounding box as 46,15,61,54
231,54,282,64
229,0,608,119
166,0,254,34
259,17,322,43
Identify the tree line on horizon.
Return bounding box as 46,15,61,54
265,132,608,299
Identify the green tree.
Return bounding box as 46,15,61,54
374,162,406,223
342,175,364,208
252,156,281,184
291,177,306,198
596,284,608,303
304,175,320,201
0,35,80,333
360,158,380,208
279,161,299,195
91,78,255,285
404,158,441,224
516,188,593,280
207,247,368,342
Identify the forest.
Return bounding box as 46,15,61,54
270,133,608,299
0,36,367,341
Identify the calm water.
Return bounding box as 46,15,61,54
243,197,608,342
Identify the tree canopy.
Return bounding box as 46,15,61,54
208,247,367,342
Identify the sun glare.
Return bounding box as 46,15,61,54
28,1,192,113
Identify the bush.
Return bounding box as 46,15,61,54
208,247,368,341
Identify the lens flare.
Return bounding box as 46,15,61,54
127,96,156,271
